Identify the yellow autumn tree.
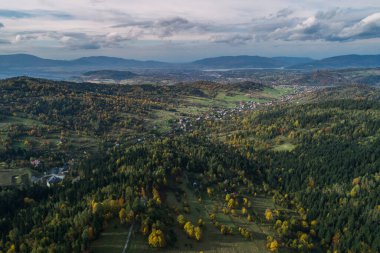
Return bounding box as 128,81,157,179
227,198,235,209
184,221,195,238
194,226,202,241
177,214,186,226
243,197,248,206
140,220,149,236
299,233,309,244
349,185,360,197
207,187,213,196
6,244,16,253
310,220,318,227
118,196,125,206
118,208,126,224
91,202,101,214
352,177,361,185
148,228,166,248
152,188,162,205
220,225,227,235
238,227,251,239
265,209,273,221
280,221,289,236
125,210,135,223
267,236,279,252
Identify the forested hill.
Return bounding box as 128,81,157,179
195,87,380,252
0,81,379,253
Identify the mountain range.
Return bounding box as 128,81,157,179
1,54,380,79
289,54,380,69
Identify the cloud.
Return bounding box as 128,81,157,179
0,10,32,18
2,1,380,60
180,8,380,45
13,31,135,50
14,34,38,42
338,12,380,40
113,17,211,38
0,22,10,44
0,9,73,20
260,9,380,42
275,8,293,18
211,34,253,45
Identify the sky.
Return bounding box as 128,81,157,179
0,0,379,61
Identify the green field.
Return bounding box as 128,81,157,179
0,168,32,186
272,143,296,152
91,220,131,253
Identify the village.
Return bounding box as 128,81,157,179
175,85,319,133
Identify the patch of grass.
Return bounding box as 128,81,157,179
272,143,296,152
0,115,43,126
150,109,178,133
184,96,219,107
176,105,210,116
91,220,130,253
0,168,32,186
215,92,253,106
262,87,294,99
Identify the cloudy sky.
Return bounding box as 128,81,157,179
0,0,380,61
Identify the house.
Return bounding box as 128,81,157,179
30,159,41,168
46,175,64,187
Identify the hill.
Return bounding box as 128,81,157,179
0,54,171,71
191,55,313,69
1,80,379,253
2,53,380,80
71,56,170,69
289,54,380,70
292,68,380,86
0,54,66,68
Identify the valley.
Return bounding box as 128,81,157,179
2,0,380,252
0,74,379,253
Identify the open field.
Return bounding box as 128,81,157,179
91,220,131,253
0,168,32,186
272,143,296,152
125,184,279,253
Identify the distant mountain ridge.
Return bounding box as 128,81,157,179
190,55,313,69
1,54,380,79
0,54,170,69
289,54,380,70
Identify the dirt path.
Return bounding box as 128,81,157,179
121,222,134,253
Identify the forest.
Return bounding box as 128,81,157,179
0,77,379,253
